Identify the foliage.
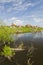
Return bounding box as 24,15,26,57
0,26,14,45
1,45,15,57
0,26,15,58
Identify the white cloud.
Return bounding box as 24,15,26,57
14,19,24,25
10,17,24,25
10,17,17,20
0,0,13,3
33,18,43,22
8,2,33,12
12,2,33,11
0,0,43,13
25,15,35,18
0,0,33,12
4,17,24,25
3,19,11,25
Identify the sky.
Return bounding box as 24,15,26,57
0,0,43,27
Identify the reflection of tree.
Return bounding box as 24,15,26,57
27,45,37,65
18,42,24,49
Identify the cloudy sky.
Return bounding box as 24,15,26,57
0,0,43,27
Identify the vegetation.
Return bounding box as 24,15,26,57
0,26,14,45
0,25,42,65
0,26,15,59
1,45,15,57
11,24,42,33
0,25,42,35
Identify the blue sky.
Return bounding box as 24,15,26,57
0,0,43,27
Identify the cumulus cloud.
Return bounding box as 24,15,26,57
10,17,17,20
10,17,24,25
4,17,24,25
14,19,24,25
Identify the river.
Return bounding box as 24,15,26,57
0,32,43,65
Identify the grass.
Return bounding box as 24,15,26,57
1,45,14,57
0,26,42,34
0,26,14,44
0,26,15,58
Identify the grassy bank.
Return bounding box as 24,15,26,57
0,25,42,46
0,26,42,34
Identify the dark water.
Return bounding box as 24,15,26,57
0,32,43,65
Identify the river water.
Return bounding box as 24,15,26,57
0,32,43,65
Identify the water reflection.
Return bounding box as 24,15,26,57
0,32,43,65
33,32,43,39
13,32,43,65
13,32,43,47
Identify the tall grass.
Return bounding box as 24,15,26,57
0,26,15,58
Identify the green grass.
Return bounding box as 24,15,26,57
0,26,15,57
1,45,14,57
0,26,14,44
0,26,42,34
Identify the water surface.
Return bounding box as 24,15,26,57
0,32,43,65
